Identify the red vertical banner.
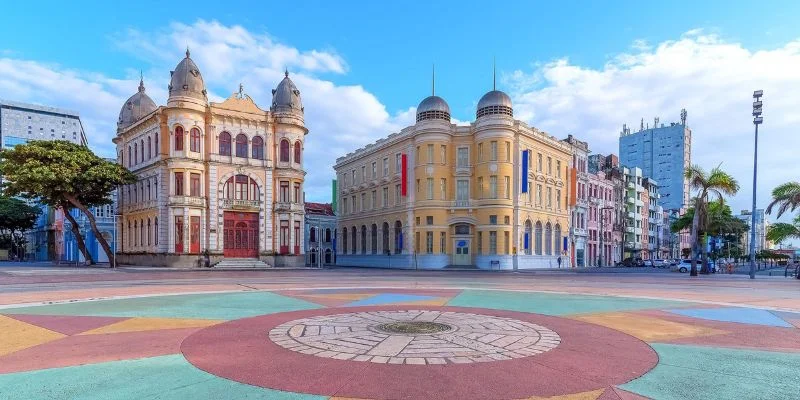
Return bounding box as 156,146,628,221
401,153,408,196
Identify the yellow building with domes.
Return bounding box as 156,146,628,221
113,50,307,267
334,79,573,269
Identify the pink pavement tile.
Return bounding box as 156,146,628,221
0,327,203,373
5,314,129,336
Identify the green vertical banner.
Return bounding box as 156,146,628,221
331,179,337,213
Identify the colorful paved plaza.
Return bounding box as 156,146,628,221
0,268,799,399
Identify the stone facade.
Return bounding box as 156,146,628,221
113,52,306,267
304,202,336,267
562,135,589,267
334,84,572,270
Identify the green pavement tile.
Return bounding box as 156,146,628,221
446,289,685,315
0,354,322,400
621,344,800,400
1,291,320,320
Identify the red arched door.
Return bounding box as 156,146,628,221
223,212,259,258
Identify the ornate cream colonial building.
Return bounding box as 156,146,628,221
113,50,306,267
334,81,572,269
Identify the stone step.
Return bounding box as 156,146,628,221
214,258,271,269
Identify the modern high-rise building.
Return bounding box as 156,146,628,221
334,80,572,269
737,209,770,254
619,111,691,212
1,99,90,260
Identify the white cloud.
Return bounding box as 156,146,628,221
0,20,404,204
507,31,800,226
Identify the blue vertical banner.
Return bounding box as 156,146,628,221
563,237,568,252
524,233,529,250
521,150,529,193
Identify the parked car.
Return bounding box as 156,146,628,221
649,259,670,268
617,258,644,267
672,259,717,273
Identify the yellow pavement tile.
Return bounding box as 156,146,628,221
79,317,222,335
393,297,451,306
521,388,606,400
0,315,66,356
573,312,726,342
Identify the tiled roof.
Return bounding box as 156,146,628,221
305,202,335,216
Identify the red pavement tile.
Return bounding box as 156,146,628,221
4,314,128,336
634,310,800,352
0,327,202,373
610,387,650,400
182,305,657,400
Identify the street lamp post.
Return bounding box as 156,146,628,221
749,90,763,280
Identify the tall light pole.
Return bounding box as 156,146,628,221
749,90,763,279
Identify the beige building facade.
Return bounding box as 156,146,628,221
334,85,572,269
113,51,307,267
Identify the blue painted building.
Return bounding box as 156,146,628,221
62,199,117,264
619,112,691,212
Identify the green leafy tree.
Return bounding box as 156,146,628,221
671,202,748,263
0,141,136,264
766,182,800,218
684,165,740,276
767,215,800,245
0,197,40,260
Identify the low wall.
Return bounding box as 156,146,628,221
336,254,566,270
117,253,222,268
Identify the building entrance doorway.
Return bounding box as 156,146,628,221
453,239,471,265
223,211,259,258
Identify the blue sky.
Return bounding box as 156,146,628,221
1,1,799,234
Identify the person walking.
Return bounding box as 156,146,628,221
557,256,562,269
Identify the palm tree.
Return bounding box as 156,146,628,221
766,215,800,244
685,165,740,276
766,182,800,218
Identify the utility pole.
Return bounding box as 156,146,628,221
749,90,763,279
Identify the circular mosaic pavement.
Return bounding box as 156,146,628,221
268,310,560,364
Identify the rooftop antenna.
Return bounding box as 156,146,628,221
493,57,496,91
680,108,687,125
654,117,659,127
185,46,190,58
432,64,435,96
640,118,644,131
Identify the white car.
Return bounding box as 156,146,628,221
672,259,716,273
650,259,670,268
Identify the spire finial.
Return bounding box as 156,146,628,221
138,70,145,92
432,64,435,96
238,83,244,98
285,68,289,78
185,46,190,58
493,57,496,91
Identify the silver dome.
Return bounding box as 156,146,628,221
168,49,207,101
271,70,303,113
416,95,451,122
118,78,157,129
476,90,513,118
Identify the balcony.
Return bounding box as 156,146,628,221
455,165,472,176
627,182,635,189
169,196,205,208
275,202,304,213
627,212,636,219
571,227,587,237
123,199,157,213
626,197,635,204
625,226,634,234
625,242,643,250
452,199,472,209
220,198,260,211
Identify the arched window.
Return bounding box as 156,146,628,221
294,141,301,164
222,175,260,201
127,220,132,248
361,225,367,255
524,220,532,255
325,228,331,243
128,146,132,167
219,132,231,156
454,224,470,235
235,134,248,158
310,227,316,243
351,226,357,254
554,224,562,256
252,136,264,160
147,136,152,159
280,139,290,162
154,217,159,246
535,221,543,255
174,126,184,151
190,128,201,152
394,221,402,254
371,224,377,254
154,134,159,156
139,139,144,162
325,249,332,264
545,223,553,256
342,227,348,254
382,223,390,254
147,219,151,246
140,218,144,246
134,220,138,247
134,143,138,165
